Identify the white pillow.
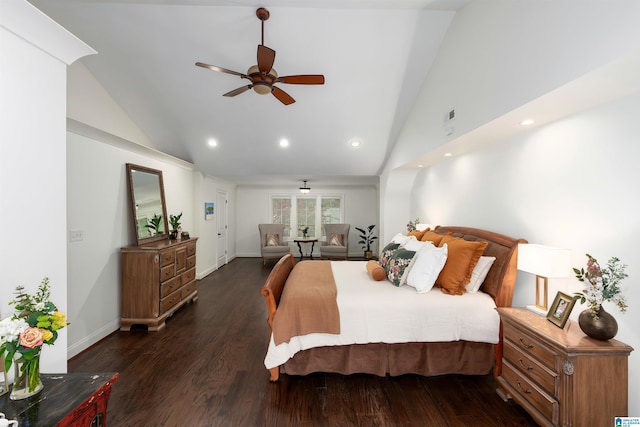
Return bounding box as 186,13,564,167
403,239,428,252
465,256,496,293
390,233,413,245
406,243,448,293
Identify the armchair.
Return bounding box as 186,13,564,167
258,224,291,266
320,224,350,260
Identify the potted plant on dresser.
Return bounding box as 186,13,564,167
169,212,182,239
355,225,377,259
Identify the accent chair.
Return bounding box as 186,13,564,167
258,224,291,266
320,224,350,260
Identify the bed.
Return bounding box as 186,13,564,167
260,226,527,381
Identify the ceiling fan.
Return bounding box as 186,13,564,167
196,8,325,105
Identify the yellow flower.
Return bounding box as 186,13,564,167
52,312,68,329
40,328,54,342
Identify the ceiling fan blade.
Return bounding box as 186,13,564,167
223,85,252,97
272,86,295,105
276,75,325,85
196,62,246,78
257,45,276,74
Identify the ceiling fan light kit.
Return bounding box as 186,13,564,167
196,8,324,105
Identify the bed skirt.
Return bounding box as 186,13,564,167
279,341,495,377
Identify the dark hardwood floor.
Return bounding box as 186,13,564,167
68,257,537,427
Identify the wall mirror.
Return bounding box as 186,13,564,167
126,163,169,246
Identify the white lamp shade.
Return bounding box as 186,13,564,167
517,244,570,278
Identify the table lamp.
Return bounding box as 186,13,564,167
517,244,570,315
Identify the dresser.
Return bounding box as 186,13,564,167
496,307,633,427
121,237,198,331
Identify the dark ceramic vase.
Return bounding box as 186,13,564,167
578,307,618,340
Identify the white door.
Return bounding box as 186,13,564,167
216,190,228,267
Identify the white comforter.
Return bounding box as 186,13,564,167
264,261,500,369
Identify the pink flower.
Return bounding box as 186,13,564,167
19,327,43,348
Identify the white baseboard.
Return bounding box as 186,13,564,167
67,318,120,359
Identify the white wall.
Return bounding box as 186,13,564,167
411,91,640,409
66,130,197,357
0,0,94,374
236,185,379,258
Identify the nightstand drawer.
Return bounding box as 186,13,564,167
504,323,556,370
504,339,557,395
502,360,558,424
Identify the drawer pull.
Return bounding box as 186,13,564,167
518,337,534,349
515,379,532,394
518,358,533,370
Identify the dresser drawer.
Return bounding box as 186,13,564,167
504,323,556,370
160,249,175,267
161,290,181,313
181,267,196,285
160,276,181,299
502,360,558,424
160,264,175,282
504,339,557,395
187,243,196,257
181,280,196,298
186,255,196,270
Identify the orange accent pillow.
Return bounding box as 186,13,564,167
435,235,488,295
366,260,386,281
407,229,426,240
420,230,445,246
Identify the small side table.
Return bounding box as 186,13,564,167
0,372,119,426
293,238,318,260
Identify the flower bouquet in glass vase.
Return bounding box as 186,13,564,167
0,278,68,399
573,254,627,340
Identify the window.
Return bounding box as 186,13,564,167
321,197,342,236
271,197,292,238
270,194,343,239
296,197,316,238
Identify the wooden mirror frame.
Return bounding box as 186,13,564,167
126,163,169,246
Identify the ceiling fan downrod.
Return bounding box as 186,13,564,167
256,8,270,46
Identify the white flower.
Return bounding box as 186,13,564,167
0,317,29,346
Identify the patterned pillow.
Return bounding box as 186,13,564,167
385,248,417,287
379,242,400,269
265,233,280,246
328,233,344,246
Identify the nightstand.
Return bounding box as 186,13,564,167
496,307,633,427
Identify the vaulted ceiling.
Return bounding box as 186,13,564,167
28,0,471,186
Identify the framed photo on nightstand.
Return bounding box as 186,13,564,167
547,291,576,328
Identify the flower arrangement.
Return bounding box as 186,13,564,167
573,254,628,319
0,278,68,396
406,218,420,232
299,226,309,237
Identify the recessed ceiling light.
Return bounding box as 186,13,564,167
208,138,217,147
520,119,535,126
279,138,289,148
417,164,424,168
350,140,361,147
444,153,452,157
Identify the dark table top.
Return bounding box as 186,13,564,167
0,372,118,427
